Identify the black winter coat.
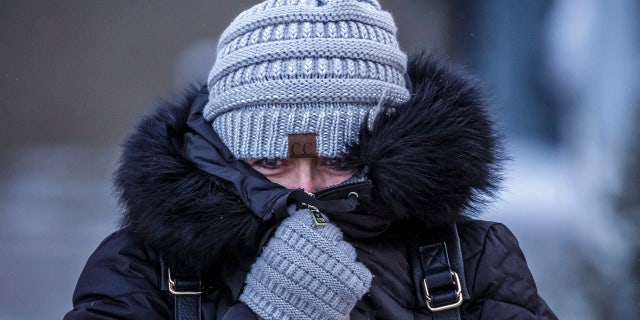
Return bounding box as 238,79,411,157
65,53,557,320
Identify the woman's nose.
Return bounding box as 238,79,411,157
293,159,317,192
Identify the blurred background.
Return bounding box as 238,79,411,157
1,0,639,319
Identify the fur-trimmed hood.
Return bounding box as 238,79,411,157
115,52,503,277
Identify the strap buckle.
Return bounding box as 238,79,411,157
167,268,202,296
422,271,463,312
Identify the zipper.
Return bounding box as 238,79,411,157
288,170,372,218
297,178,370,226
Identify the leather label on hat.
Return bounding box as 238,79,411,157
288,133,318,158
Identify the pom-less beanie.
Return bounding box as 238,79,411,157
203,0,410,159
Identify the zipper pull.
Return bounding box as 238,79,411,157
301,202,327,226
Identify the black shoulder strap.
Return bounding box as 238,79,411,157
412,223,469,320
160,258,203,320
157,225,273,320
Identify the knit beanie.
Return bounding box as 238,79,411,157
203,0,410,159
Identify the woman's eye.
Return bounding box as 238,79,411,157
322,158,352,172
254,158,282,170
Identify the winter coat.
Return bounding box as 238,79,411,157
64,53,557,320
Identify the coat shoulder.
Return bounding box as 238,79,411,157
457,220,557,319
65,230,171,319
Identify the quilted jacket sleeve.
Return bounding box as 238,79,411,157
460,222,558,320
63,230,172,320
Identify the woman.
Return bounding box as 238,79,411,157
65,0,557,319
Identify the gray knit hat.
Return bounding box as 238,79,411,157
204,0,410,159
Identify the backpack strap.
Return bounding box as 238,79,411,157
160,259,203,320
412,223,469,320
157,224,277,320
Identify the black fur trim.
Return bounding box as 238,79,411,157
345,51,504,226
114,52,504,275
115,87,267,279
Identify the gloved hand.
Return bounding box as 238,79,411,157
239,205,372,320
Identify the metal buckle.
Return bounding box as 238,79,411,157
422,271,463,312
167,268,202,296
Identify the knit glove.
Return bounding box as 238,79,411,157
239,205,372,320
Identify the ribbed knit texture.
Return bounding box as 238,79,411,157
204,0,410,159
239,206,372,320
